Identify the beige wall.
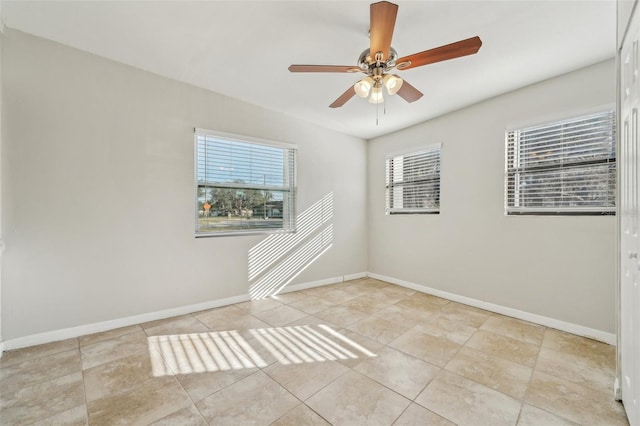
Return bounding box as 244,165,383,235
0,28,618,342
1,30,368,340
368,60,617,333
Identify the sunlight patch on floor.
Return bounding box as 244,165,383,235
148,324,376,377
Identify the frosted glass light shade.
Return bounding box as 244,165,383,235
354,77,374,98
383,74,403,95
368,86,384,104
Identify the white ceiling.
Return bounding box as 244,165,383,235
2,0,616,140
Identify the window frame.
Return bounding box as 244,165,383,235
504,110,616,216
385,144,442,215
194,128,297,237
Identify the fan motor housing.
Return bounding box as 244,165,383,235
358,47,398,73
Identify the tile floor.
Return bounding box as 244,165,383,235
0,278,629,425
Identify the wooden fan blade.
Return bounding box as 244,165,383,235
329,86,356,108
289,65,360,73
370,1,398,62
396,36,482,70
396,79,423,103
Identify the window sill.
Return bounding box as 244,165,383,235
195,228,297,238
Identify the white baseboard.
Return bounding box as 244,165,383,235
343,272,367,281
367,272,616,345
0,272,367,354
279,276,342,293
1,293,251,353
8,269,608,353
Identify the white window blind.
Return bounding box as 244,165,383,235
505,110,616,215
195,129,296,235
385,145,441,214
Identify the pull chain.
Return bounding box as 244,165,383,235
375,95,387,125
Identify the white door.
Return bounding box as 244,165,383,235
620,6,640,424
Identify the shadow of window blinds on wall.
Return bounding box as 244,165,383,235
248,193,334,299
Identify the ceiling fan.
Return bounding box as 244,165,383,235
289,1,482,108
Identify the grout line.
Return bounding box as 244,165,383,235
514,403,525,426
0,339,81,367
390,396,413,424
302,402,335,425
171,367,212,426
524,324,548,400
461,329,540,369
192,312,212,332
521,402,582,425
79,353,91,425
267,403,302,425
80,324,144,348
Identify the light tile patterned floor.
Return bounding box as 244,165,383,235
0,278,629,425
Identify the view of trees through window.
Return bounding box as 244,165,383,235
195,131,296,234
197,186,286,231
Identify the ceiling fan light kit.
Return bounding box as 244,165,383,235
354,76,374,98
368,84,385,104
383,74,403,95
289,1,483,113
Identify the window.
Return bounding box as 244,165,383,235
195,129,296,236
385,144,441,214
505,110,616,215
